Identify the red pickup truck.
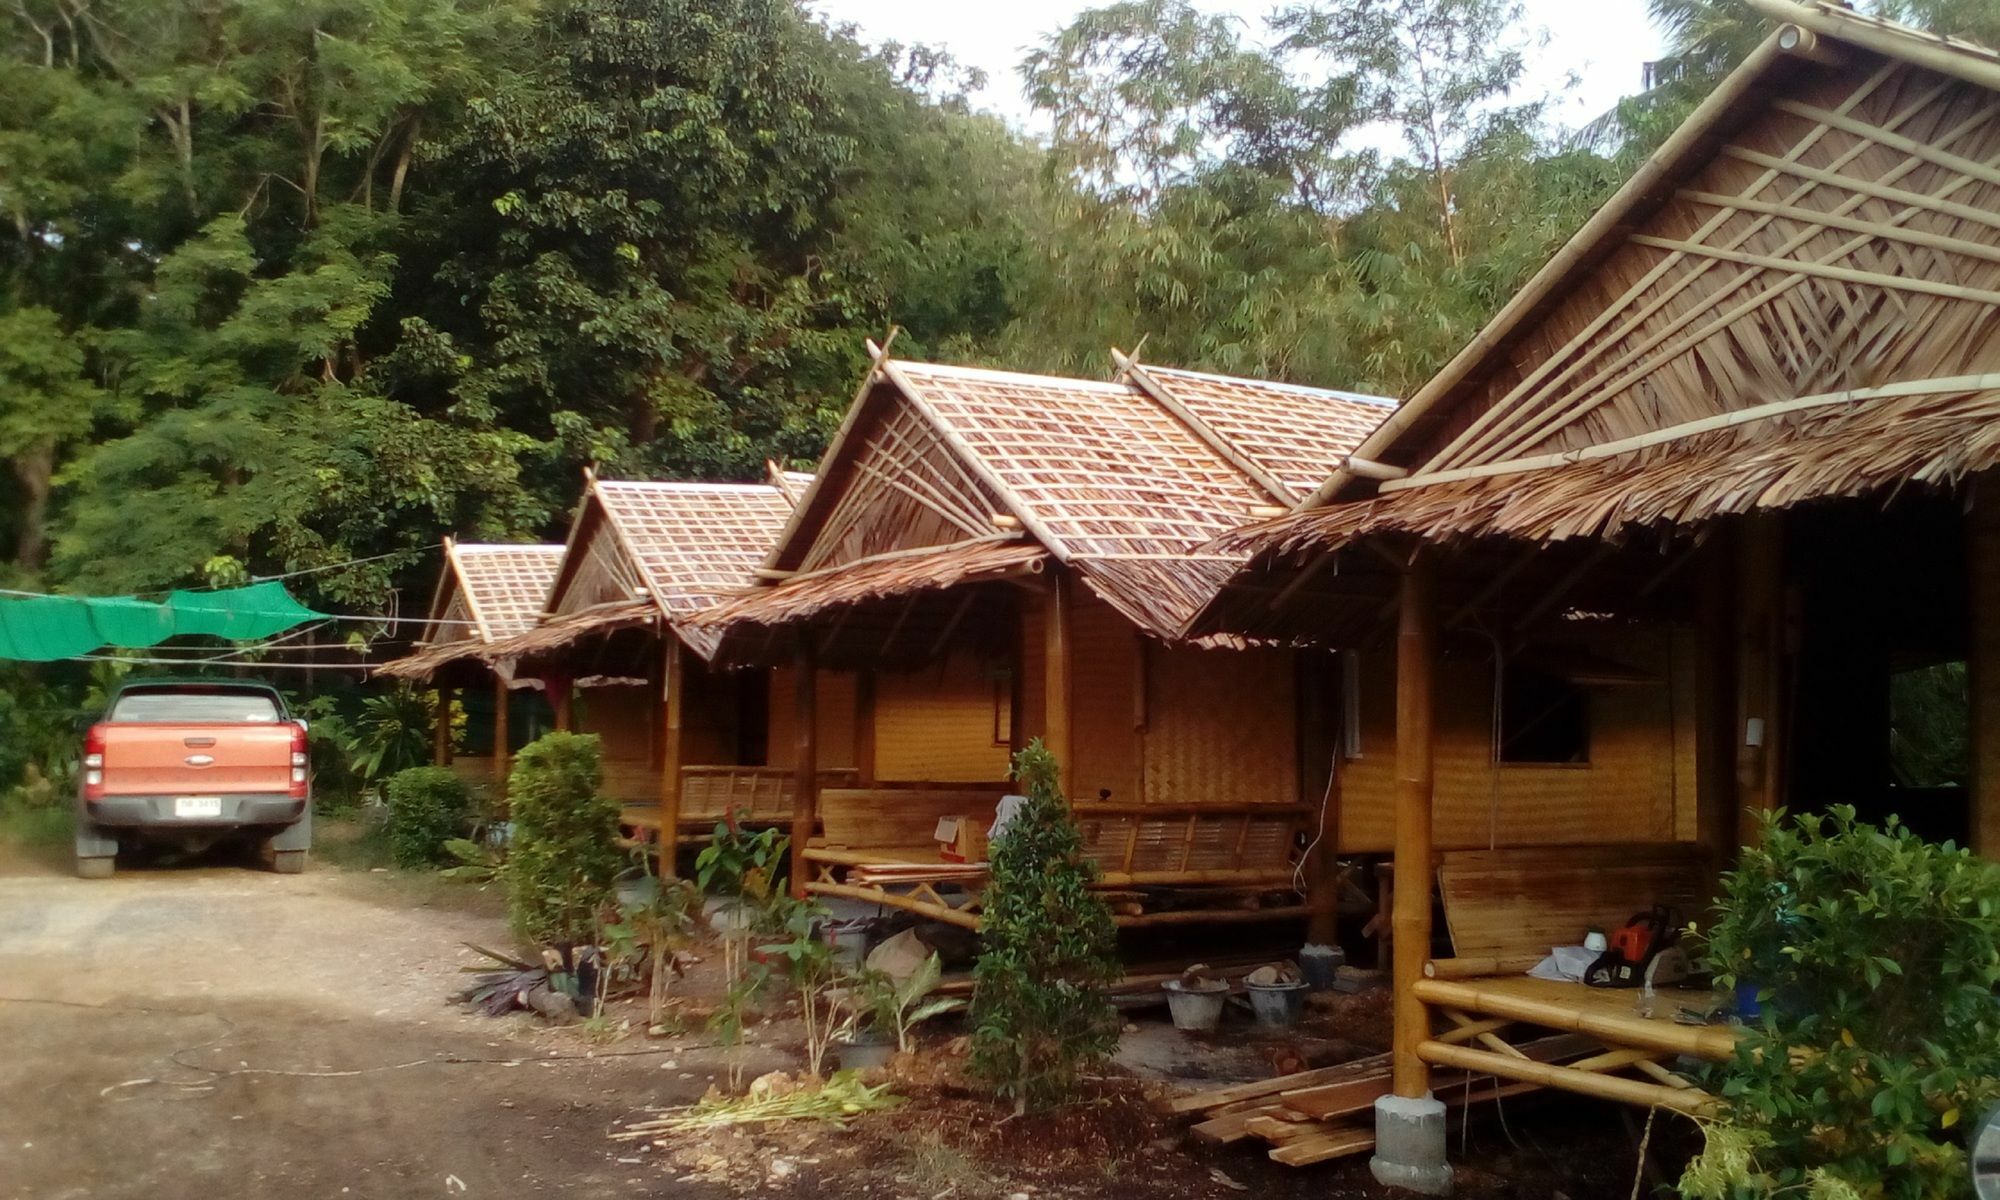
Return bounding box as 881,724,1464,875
74,680,313,878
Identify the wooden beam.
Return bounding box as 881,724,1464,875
433,686,453,766
1971,473,2000,859
1043,569,1074,786
1391,551,1438,1100
659,638,685,879
791,642,818,900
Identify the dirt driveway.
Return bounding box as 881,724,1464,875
0,848,763,1200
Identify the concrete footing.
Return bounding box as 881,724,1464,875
1369,1093,1453,1195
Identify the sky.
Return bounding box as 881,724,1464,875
808,0,1670,137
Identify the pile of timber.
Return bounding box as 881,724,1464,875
1159,1033,1595,1167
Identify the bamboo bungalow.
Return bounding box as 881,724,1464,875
380,469,863,855
1191,0,2000,1183
382,538,566,787
685,348,1395,929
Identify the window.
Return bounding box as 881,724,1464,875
1889,661,1968,789
109,688,281,724
991,670,1014,747
1497,663,1589,764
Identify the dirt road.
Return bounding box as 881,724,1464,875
0,849,758,1200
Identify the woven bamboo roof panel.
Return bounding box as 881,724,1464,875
887,361,1274,634
1135,365,1394,499
446,544,564,642
594,481,798,617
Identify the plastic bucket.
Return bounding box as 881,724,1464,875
1245,981,1310,1027
1162,979,1230,1033
1299,944,1345,991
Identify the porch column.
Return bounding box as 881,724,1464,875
1970,476,2000,857
432,686,453,766
659,638,685,879
1693,532,1737,859
1733,514,1784,845
853,670,877,786
1044,571,1074,785
492,677,511,791
1371,549,1451,1196
549,672,575,733
790,641,818,900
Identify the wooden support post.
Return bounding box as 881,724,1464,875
791,642,818,900
1044,570,1074,787
493,677,511,791
549,672,574,733
659,638,685,879
853,670,877,786
433,686,453,766
1694,532,1737,858
1391,551,1438,1100
1971,474,2000,858
1734,514,1784,846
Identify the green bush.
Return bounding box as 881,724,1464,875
969,739,1119,1113
504,732,622,950
1681,806,2000,1200
384,766,471,867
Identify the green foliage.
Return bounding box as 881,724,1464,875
603,868,702,1028
1888,662,1969,790
337,686,439,791
1681,807,2000,1200
383,765,471,867
758,895,842,1076
847,952,964,1053
969,739,1119,1112
696,822,789,901
503,731,622,948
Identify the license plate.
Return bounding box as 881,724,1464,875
174,796,223,818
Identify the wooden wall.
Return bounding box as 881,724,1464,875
870,650,1010,782
767,666,860,772
1337,625,1696,852
576,684,654,762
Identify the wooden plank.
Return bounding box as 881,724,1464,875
1268,1124,1376,1167
1435,844,1714,963
1190,1101,1288,1145
1160,1052,1393,1115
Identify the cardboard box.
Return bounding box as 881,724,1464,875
934,814,987,863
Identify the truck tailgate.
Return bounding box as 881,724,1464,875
98,724,297,795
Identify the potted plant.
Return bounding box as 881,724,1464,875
695,818,787,933
838,951,963,1070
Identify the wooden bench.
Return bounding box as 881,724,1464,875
1409,842,1731,1115
618,765,863,844
804,785,1009,929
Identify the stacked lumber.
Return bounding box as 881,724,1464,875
1161,1034,1596,1167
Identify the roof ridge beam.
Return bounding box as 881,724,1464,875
1113,348,1300,506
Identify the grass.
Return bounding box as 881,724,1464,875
0,799,72,849
314,809,394,870
903,1129,999,1199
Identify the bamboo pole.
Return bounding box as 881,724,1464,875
1423,955,1547,980
1412,979,1738,1060
492,677,512,792
791,641,818,900
1391,551,1438,1099
1971,472,2000,859
1746,0,2000,96
433,686,453,766
1735,515,1784,846
1418,1041,1714,1115
1696,531,1738,858
659,638,685,879
1044,569,1074,787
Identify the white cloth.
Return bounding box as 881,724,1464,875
1528,945,1598,982
987,794,1029,843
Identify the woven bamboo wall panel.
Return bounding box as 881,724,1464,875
766,667,859,771
1142,644,1297,805
555,520,647,615
576,683,654,762
1075,811,1298,872
872,651,1010,782
1337,629,1693,852
1069,587,1143,803
435,590,478,646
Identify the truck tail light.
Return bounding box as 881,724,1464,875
82,725,106,801
289,723,309,797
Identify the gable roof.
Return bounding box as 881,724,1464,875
588,479,797,618
1268,0,2000,531
430,541,565,644
744,354,1393,640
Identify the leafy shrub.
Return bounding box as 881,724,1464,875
1681,806,2000,1200
340,686,438,794
383,766,471,867
695,820,788,902
504,732,622,950
969,739,1119,1112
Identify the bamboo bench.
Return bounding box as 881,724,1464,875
803,788,1316,929
1413,843,1730,1114
619,765,862,843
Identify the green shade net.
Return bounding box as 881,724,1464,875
0,582,324,662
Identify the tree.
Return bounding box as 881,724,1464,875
0,308,101,572
969,739,1120,1113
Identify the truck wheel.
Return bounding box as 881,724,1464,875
269,848,307,875
75,855,115,879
